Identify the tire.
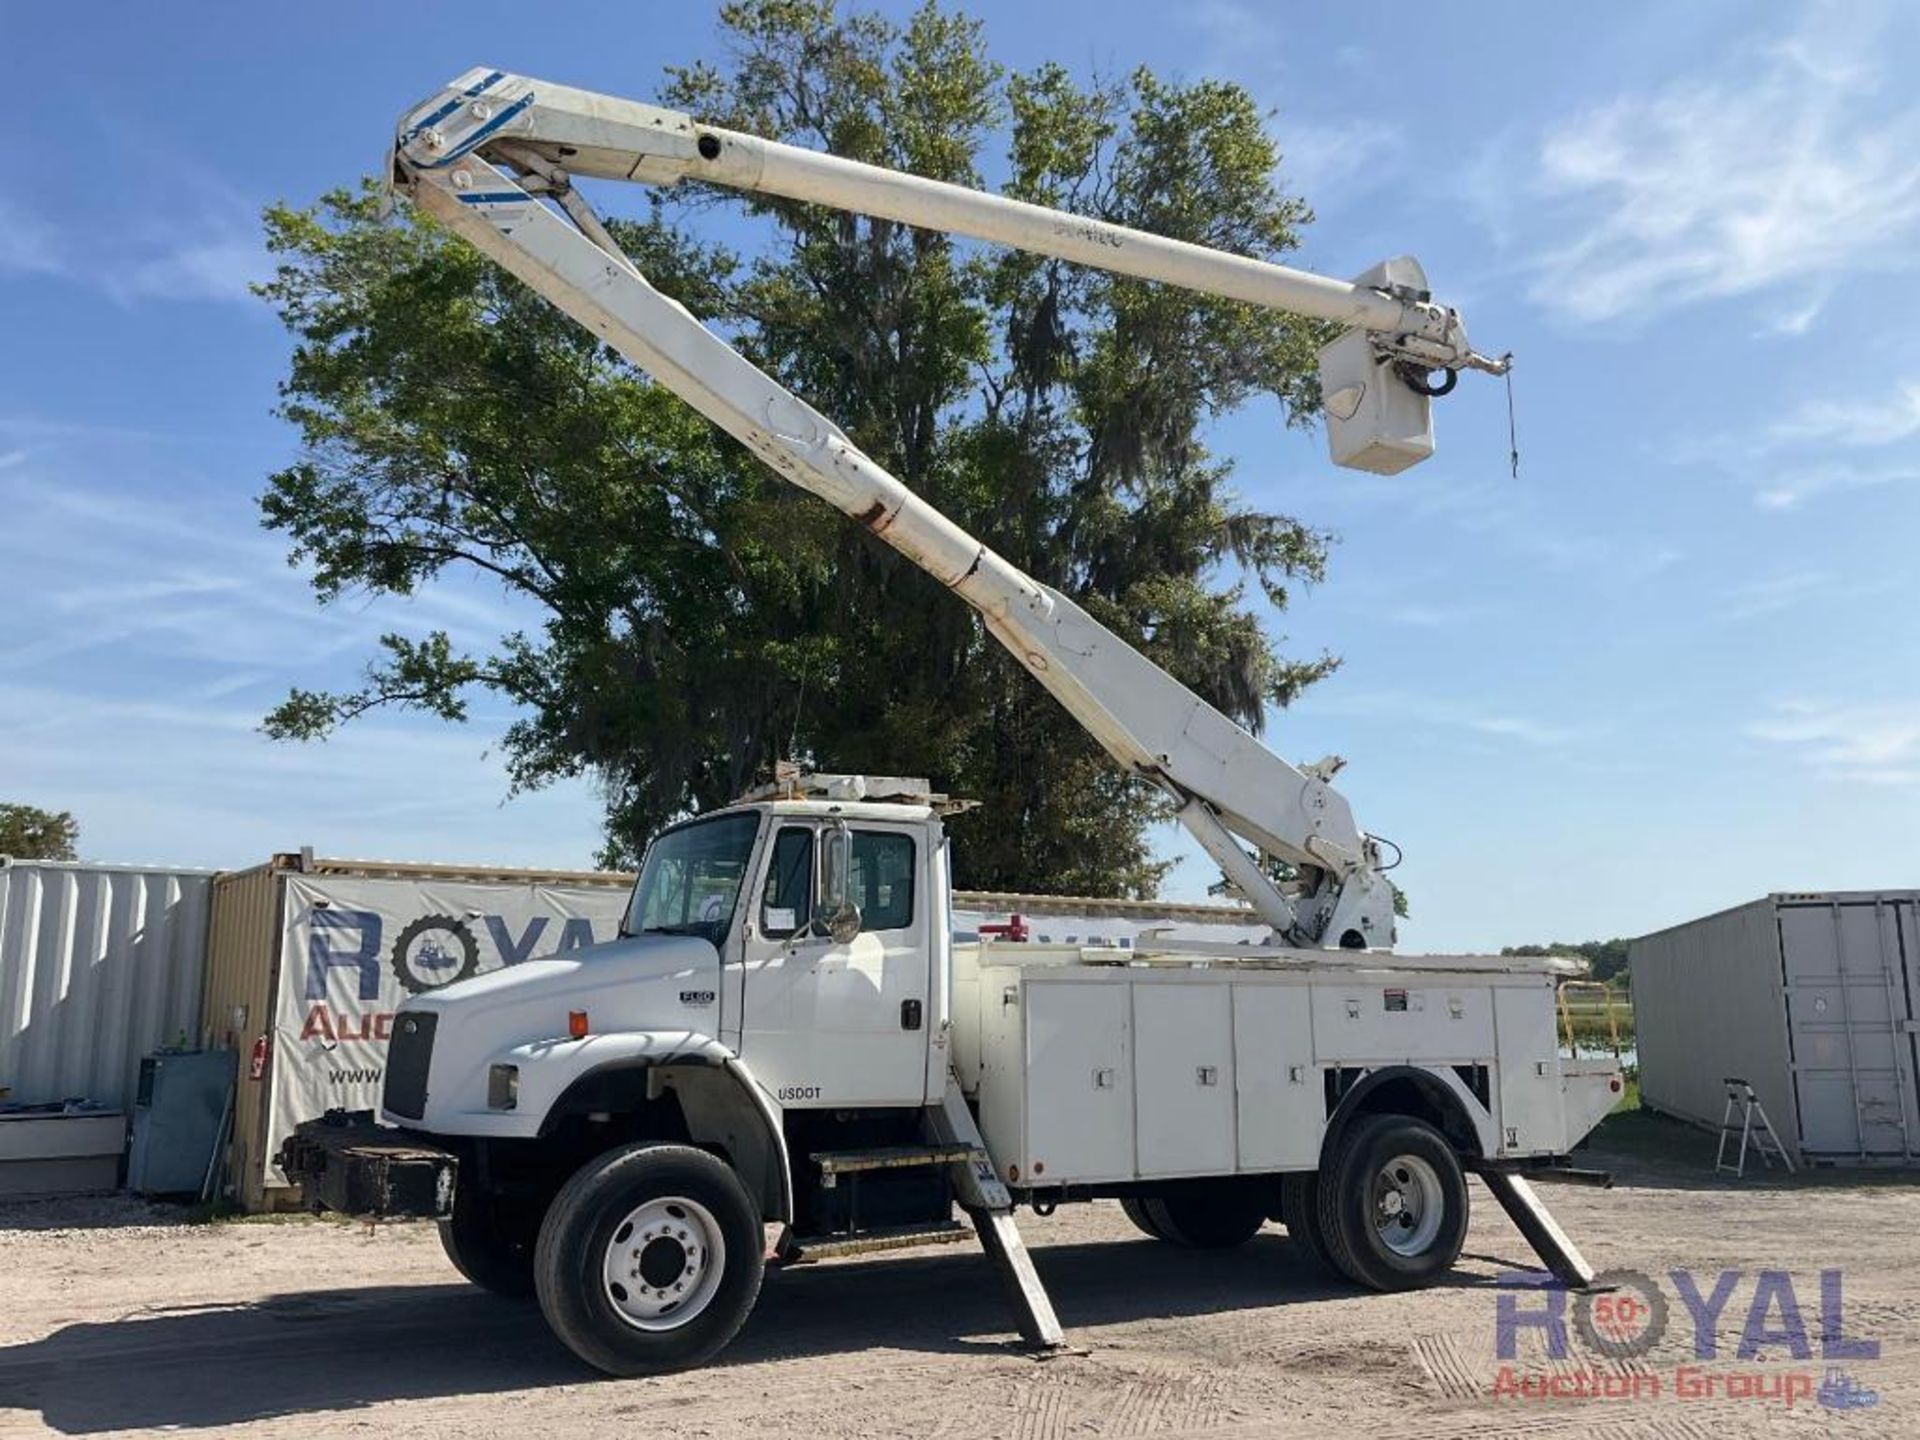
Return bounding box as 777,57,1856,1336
1139,1182,1267,1249
534,1143,765,1376
439,1191,537,1298
1119,1196,1168,1240
1277,1172,1338,1277
1314,1113,1468,1292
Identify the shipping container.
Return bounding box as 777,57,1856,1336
0,858,213,1111
1631,891,1920,1164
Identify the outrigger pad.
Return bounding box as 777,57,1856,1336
967,1205,1068,1352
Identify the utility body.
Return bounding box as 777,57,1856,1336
282,68,1612,1377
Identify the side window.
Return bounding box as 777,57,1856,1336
761,827,813,938
850,831,915,932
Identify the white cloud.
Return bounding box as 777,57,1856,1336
0,198,65,278
1315,472,1684,577
1307,687,1575,748
1180,1,1403,213
0,184,268,309
106,235,274,306
1750,699,1920,786
1765,380,1920,449
0,439,596,870
1279,117,1404,211
1755,284,1832,338
1527,18,1920,325
1754,461,1920,511
1719,570,1829,621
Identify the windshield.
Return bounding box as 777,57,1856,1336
622,812,761,945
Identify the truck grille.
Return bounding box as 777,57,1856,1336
383,1011,436,1120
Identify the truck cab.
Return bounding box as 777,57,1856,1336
384,775,955,1143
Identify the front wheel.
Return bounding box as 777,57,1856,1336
534,1143,765,1376
1315,1114,1468,1291
439,1192,538,1297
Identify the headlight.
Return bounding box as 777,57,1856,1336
487,1063,519,1110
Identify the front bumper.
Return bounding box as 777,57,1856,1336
278,1109,459,1220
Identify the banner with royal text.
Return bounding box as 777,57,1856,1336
267,874,630,1182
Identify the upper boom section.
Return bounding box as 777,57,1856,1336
385,66,1485,949
397,68,1506,477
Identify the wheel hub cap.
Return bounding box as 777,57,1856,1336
602,1196,726,1331
1372,1154,1444,1257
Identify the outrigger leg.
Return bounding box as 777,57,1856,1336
1478,1170,1600,1289
926,1078,1068,1351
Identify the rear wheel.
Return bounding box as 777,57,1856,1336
1137,1182,1267,1249
1277,1172,1338,1277
534,1143,765,1376
1119,1196,1168,1240
1314,1113,1468,1291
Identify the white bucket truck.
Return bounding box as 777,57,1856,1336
283,69,1615,1376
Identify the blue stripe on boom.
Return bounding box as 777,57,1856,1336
421,91,535,168
454,191,530,205
399,95,465,145
400,73,508,150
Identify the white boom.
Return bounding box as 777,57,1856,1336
390,66,1506,948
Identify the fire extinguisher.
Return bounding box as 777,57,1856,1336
249,1034,269,1081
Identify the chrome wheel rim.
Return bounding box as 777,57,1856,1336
1372,1153,1445,1257
602,1195,726,1330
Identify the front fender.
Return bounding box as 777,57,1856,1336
398,1029,795,1224
542,1041,795,1224
392,1027,722,1138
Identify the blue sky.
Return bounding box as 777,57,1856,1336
2,1,1916,951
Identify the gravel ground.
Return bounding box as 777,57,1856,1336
1,1112,1915,1438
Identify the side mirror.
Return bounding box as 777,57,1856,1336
815,820,862,943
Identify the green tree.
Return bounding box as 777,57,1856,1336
0,803,79,861
1503,940,1633,987
258,1,1334,891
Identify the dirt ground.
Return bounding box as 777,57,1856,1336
2,1113,1916,1438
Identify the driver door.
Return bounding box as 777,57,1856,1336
733,820,931,1108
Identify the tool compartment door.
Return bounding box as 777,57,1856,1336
1133,982,1236,1177
1494,986,1565,1155
1233,982,1320,1171
1023,980,1132,1183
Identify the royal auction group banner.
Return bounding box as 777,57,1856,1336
267,874,629,1182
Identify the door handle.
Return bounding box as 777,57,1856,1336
900,999,923,1031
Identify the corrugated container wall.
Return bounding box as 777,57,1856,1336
0,859,213,1110
1632,891,1920,1165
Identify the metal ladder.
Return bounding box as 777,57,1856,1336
1715,1077,1796,1177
